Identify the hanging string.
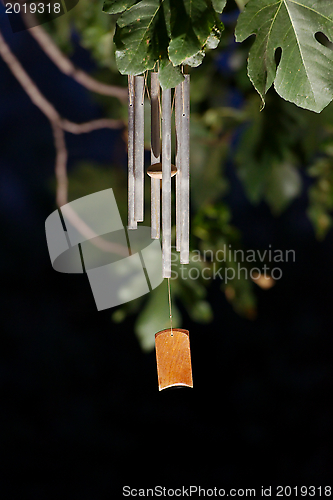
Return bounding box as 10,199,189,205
167,277,173,337
141,72,147,104
171,88,176,115
182,64,187,115
144,70,150,102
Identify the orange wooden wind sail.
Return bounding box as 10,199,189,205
155,328,193,390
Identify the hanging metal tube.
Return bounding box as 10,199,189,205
134,75,145,223
150,72,160,239
175,81,182,252
180,75,190,264
162,87,172,278
127,75,137,230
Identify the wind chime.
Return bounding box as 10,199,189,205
127,70,193,390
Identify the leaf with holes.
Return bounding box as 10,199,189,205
235,0,333,113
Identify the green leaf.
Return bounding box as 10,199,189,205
264,162,302,214
235,0,333,113
113,0,168,75
107,0,223,87
211,0,227,13
307,155,333,239
168,0,218,66
158,59,184,89
307,204,332,240
183,50,205,68
234,0,250,9
103,0,137,14
188,300,213,322
237,158,301,214
206,26,222,49
236,94,306,211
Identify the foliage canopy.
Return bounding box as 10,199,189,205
104,0,333,112
103,0,225,88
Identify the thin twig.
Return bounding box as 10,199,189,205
21,10,127,101
0,28,128,257
51,122,68,207
0,31,60,122
0,30,124,133
61,117,124,134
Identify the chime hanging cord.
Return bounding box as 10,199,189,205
167,277,173,337
165,65,185,335
147,64,174,337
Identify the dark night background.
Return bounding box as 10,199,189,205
0,3,332,497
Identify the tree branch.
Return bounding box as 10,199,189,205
0,30,124,132
21,10,127,102
61,117,124,134
51,122,68,207
0,30,60,121
0,28,129,257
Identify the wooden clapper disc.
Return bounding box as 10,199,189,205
155,329,193,390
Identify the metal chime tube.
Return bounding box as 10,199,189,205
127,76,137,230
180,75,190,264
150,72,160,239
162,87,172,278
175,81,182,252
134,75,145,222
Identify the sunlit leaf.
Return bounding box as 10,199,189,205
235,0,333,112
264,162,302,214
212,0,227,14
